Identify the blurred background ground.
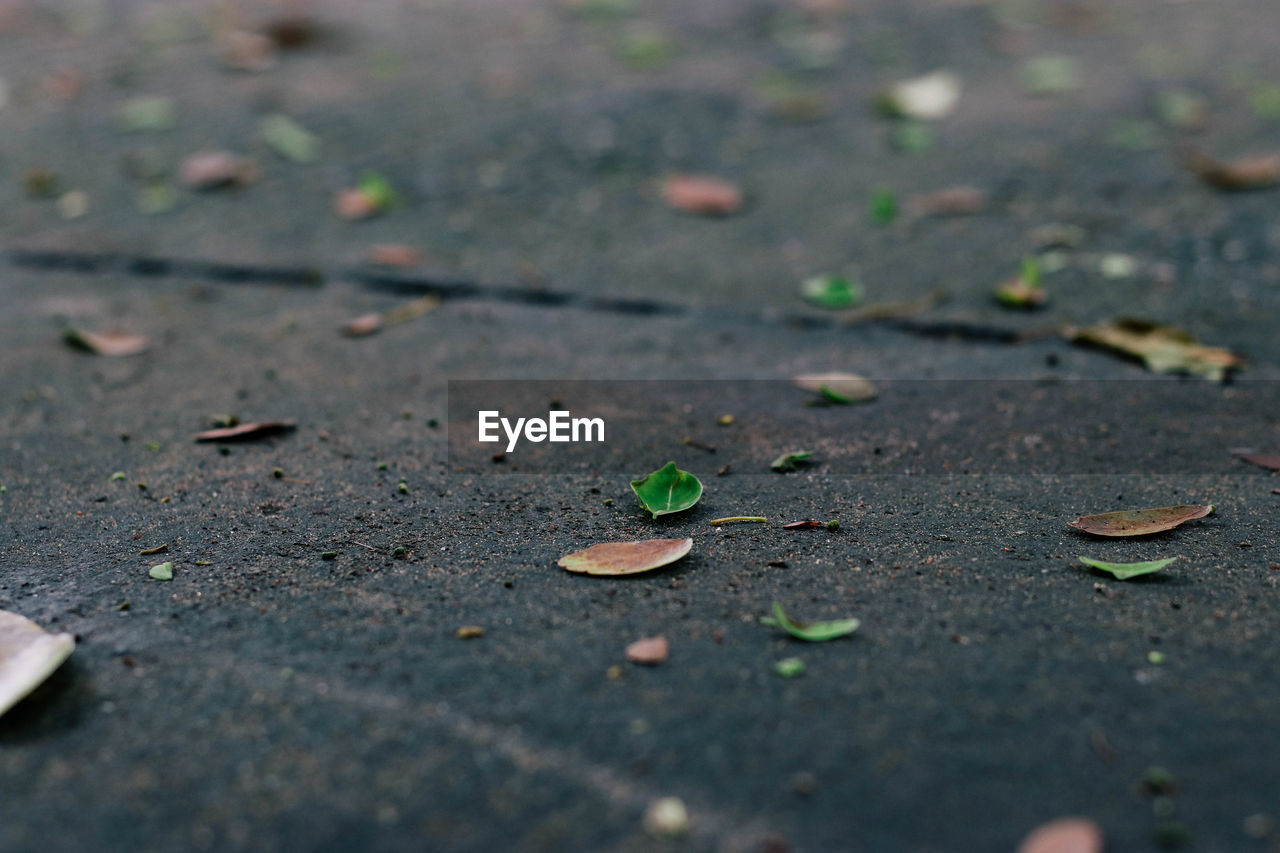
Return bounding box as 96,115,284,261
2,1,1280,851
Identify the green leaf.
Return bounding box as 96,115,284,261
761,602,859,642
630,462,702,518
801,275,862,309
149,561,174,581
770,451,814,472
870,187,898,225
1079,556,1178,580
260,114,321,163
1022,55,1080,96
774,657,806,678
357,172,398,210
116,96,176,133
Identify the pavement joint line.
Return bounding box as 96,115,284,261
178,646,780,851
6,246,1040,344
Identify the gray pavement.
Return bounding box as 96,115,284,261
2,1,1280,851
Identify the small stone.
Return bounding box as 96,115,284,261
179,150,257,190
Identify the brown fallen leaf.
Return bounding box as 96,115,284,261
367,244,423,268
342,296,440,338
335,188,380,220
139,544,169,556
1068,504,1213,537
1241,453,1280,471
1184,149,1280,191
1016,817,1103,853
217,29,277,72
782,521,822,529
625,636,669,665
63,328,150,357
1067,318,1244,381
792,372,878,403
558,538,693,576
662,175,744,216
907,185,987,217
179,150,258,190
343,313,384,337
194,421,296,442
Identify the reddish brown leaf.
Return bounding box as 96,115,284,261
1184,149,1280,191
908,185,987,217
783,521,822,529
1068,504,1213,537
194,421,296,442
1241,453,1280,471
334,189,380,220
625,636,669,665
662,175,744,216
179,150,258,190
367,244,423,268
343,313,384,337
558,538,692,576
218,29,277,72
63,328,150,357
1016,817,1103,853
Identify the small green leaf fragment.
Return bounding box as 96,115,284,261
320,551,338,560
1250,83,1280,120
149,561,174,581
890,121,933,154
774,657,806,678
1148,650,1166,665
110,471,126,482
870,187,898,225
770,451,814,472
764,602,859,642
398,482,408,494
357,172,398,211
116,96,176,133
1079,555,1178,580
630,462,702,518
1022,55,1080,96
801,275,862,309
260,114,321,163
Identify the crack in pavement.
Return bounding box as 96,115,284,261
6,247,1041,345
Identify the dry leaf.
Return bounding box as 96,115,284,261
1068,504,1213,537
335,188,380,220
343,313,384,337
908,185,987,217
1016,817,1103,853
218,29,277,72
367,244,422,267
1184,149,1280,191
662,175,744,216
782,520,822,529
179,150,257,190
1068,318,1243,380
1241,453,1280,471
878,70,961,121
1,609,75,718
558,538,692,576
193,421,296,442
625,636,669,665
63,328,150,357
792,372,877,403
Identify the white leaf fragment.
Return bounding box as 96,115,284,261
0,609,75,718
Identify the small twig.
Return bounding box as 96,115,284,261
841,288,948,326
710,516,767,526
682,436,716,453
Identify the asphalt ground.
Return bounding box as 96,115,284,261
2,1,1280,851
